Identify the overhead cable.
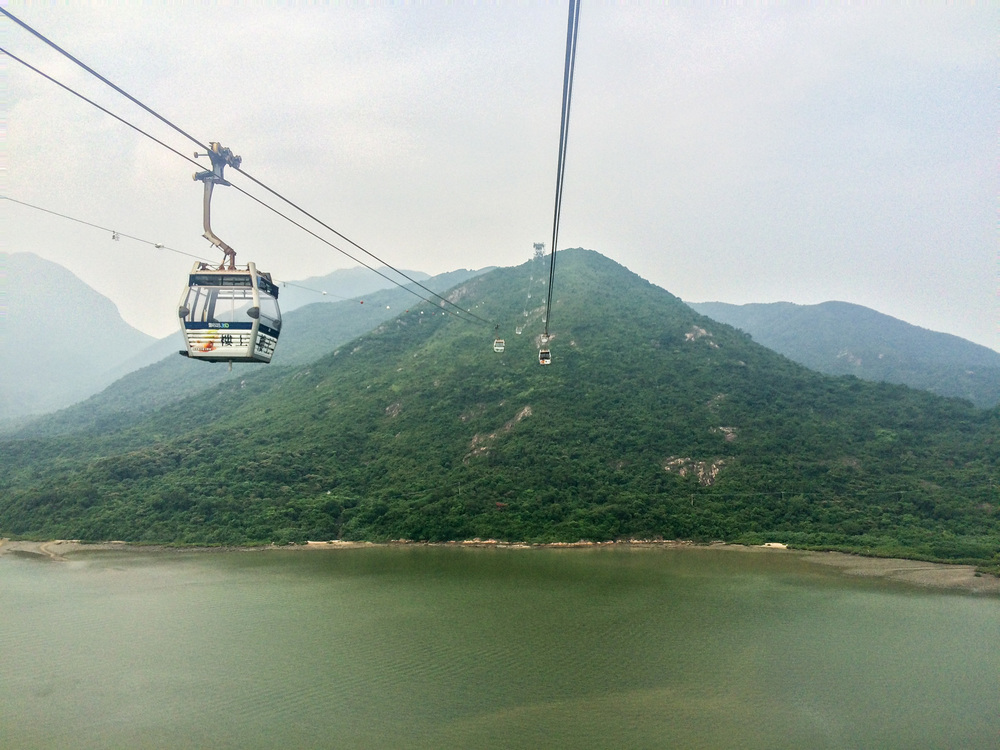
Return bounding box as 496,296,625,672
0,195,338,299
0,7,209,153
543,0,581,340
0,45,202,171
1,195,205,262
228,164,491,324
0,8,489,324
1,45,468,318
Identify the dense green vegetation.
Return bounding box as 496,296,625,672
1,250,997,571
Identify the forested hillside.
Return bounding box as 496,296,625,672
11,268,485,439
1,250,997,570
689,301,1000,408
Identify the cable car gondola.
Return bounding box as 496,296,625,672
179,261,281,363
179,142,281,364
538,348,551,365
493,338,505,353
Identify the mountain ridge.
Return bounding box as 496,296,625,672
10,267,487,439
1,249,996,571
275,265,433,313
0,252,155,421
689,300,1000,407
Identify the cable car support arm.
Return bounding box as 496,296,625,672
194,142,241,270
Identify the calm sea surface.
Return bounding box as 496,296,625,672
2,545,998,749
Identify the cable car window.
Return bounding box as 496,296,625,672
258,275,279,298
189,273,252,288
182,287,214,323
258,296,281,331
211,288,255,323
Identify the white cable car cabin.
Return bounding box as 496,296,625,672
178,261,281,363
493,338,505,353
538,348,552,365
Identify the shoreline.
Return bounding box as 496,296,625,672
2,537,998,595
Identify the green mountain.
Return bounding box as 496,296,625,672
689,301,1000,408
1,250,997,570
0,253,155,421
11,268,486,439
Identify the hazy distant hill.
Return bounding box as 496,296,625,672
12,268,486,438
2,250,996,570
0,252,154,421
277,266,433,313
688,301,1000,408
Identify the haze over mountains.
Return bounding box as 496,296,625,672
12,266,487,439
1,250,996,569
0,253,155,422
0,251,480,428
276,266,434,313
689,301,1000,408
4,251,996,432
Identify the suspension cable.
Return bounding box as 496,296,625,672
1,47,473,319
0,195,339,299
0,8,490,324
228,163,491,323
221,183,482,314
0,7,209,153
0,45,203,172
543,0,581,341
1,195,203,262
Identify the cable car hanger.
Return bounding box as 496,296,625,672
194,142,242,270
178,143,283,366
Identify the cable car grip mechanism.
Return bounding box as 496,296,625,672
193,142,242,270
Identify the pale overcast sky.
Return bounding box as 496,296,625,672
2,2,996,350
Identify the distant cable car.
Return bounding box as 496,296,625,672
515,326,523,335
179,142,281,365
538,348,551,365
493,338,505,353
178,262,281,363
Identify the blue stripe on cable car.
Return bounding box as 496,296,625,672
184,322,254,330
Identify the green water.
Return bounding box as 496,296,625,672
1,546,998,749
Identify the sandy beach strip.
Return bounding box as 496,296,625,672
2,537,997,595
797,550,1000,595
